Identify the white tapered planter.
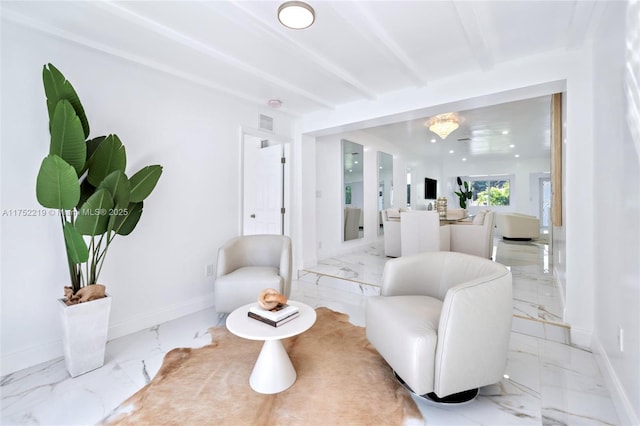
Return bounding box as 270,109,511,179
58,295,111,377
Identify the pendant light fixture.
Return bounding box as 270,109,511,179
426,113,460,140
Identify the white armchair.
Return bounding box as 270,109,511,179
400,211,450,256
449,211,496,259
366,251,513,401
496,213,540,240
214,235,292,313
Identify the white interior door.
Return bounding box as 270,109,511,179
243,136,284,235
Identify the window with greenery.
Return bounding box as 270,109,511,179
469,178,510,206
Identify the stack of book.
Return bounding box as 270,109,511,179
248,304,300,327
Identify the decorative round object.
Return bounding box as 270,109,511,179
257,288,288,310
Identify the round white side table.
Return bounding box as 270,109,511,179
226,300,316,394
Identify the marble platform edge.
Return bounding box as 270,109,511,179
298,270,381,297
512,315,571,345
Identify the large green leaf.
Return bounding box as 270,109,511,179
36,155,80,209
50,100,86,174
114,201,143,236
79,136,106,176
77,179,96,210
75,188,114,236
43,64,90,138
98,170,130,208
63,221,89,263
129,165,162,203
87,134,126,187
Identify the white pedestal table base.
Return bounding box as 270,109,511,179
250,339,296,394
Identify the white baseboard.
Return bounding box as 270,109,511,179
107,292,214,341
592,336,639,426
0,294,214,377
0,339,65,377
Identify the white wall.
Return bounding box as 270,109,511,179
590,2,640,423
312,130,423,261
0,21,295,374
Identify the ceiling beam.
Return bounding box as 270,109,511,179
223,2,378,101
452,2,494,71
565,1,608,50
97,1,335,110
1,8,300,116
327,2,427,87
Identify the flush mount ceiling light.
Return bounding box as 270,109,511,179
278,1,315,29
425,113,459,140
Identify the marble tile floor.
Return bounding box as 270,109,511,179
1,241,621,426
303,237,570,343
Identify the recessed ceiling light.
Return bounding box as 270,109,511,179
430,139,436,143
514,154,520,158
509,144,515,148
278,1,315,29
267,99,282,108
354,160,358,164
502,130,509,135
462,158,467,162
449,150,455,154
349,169,352,172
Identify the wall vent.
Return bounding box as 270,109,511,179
259,114,274,131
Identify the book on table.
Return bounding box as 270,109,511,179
249,303,299,322
248,310,300,327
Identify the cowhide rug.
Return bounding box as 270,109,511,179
103,307,424,425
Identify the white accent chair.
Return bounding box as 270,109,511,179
449,211,496,259
366,251,513,399
214,235,292,313
496,213,540,240
400,211,450,256
381,208,406,257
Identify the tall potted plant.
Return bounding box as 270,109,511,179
36,63,162,376
454,176,473,209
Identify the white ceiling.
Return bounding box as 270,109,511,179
363,94,552,162
1,1,613,160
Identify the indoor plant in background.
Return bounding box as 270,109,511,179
35,63,163,377
454,176,473,209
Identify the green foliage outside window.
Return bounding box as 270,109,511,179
345,185,352,204
473,180,510,206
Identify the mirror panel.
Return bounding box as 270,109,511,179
377,152,393,235
342,140,364,241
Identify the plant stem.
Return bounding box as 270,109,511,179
92,232,107,284
95,231,113,284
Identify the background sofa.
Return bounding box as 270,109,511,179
496,212,540,240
